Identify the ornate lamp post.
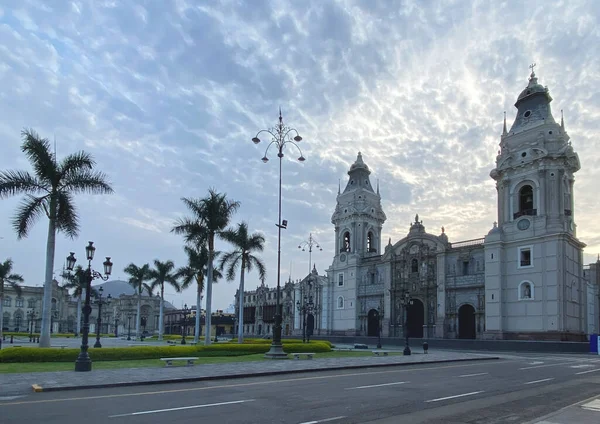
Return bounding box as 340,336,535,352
127,302,133,341
298,233,322,274
401,291,413,356
66,242,113,372
252,109,305,359
376,300,384,349
296,295,314,343
181,304,190,345
93,286,112,348
114,311,120,338
27,309,36,341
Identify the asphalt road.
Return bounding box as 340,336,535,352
2,353,600,424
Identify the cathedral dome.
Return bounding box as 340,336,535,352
348,152,370,175
515,71,548,105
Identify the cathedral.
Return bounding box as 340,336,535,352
237,70,599,342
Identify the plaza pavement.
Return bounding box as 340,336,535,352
0,343,498,395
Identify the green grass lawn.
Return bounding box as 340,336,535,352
0,350,401,374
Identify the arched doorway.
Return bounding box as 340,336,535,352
407,299,424,338
458,304,476,339
367,309,379,337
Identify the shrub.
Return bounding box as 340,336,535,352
0,341,331,363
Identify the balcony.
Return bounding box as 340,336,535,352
513,209,537,219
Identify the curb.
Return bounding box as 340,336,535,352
31,356,499,393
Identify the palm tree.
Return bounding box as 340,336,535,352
172,188,240,345
123,263,152,340
219,222,266,343
0,129,113,347
0,259,24,348
149,259,180,341
176,244,223,343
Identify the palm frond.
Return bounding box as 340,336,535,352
55,191,79,239
0,170,49,198
59,151,95,176
247,255,267,281
12,194,49,239
20,128,57,184
60,169,113,195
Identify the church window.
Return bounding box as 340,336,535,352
337,296,344,309
518,185,534,214
367,232,375,253
350,180,354,185
3,297,11,307
523,110,532,118
338,273,344,287
370,273,375,284
15,298,24,308
519,281,534,300
28,299,36,308
343,232,351,252
462,261,469,275
411,259,418,273
518,246,533,268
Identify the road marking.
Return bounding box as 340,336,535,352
524,378,554,385
425,391,483,403
108,399,254,417
458,372,488,378
570,364,594,369
0,361,502,407
576,368,600,375
519,362,573,370
0,396,25,401
346,381,408,390
581,399,600,412
298,416,346,424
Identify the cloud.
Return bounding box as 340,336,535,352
1,0,600,311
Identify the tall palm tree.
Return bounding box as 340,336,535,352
176,244,223,343
219,222,266,343
123,263,151,340
0,258,24,348
149,259,180,341
172,188,240,345
0,129,113,347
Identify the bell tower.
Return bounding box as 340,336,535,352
485,67,586,340
331,152,386,259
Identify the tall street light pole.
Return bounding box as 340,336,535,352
252,108,305,359
298,233,322,274
401,291,413,356
66,242,113,372
93,286,111,348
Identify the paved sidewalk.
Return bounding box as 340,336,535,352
528,395,600,424
0,351,497,395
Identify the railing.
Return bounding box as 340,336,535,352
450,238,485,249
513,208,537,219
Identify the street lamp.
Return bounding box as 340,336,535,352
296,295,315,343
298,233,322,274
93,286,112,348
401,291,413,356
127,301,133,341
376,300,384,349
27,309,36,342
181,304,190,345
253,109,305,359
65,242,113,372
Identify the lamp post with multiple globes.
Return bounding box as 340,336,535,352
93,286,112,348
66,242,113,372
252,109,305,359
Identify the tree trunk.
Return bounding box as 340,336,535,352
194,276,202,343
76,293,82,336
158,285,164,341
40,198,57,348
136,290,142,340
204,235,214,346
237,257,246,344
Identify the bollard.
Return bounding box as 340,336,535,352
423,341,429,354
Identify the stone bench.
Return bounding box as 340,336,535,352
372,350,391,356
290,352,315,360
354,343,369,349
159,357,199,367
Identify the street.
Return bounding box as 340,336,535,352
1,353,600,423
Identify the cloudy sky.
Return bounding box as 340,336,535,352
1,0,599,311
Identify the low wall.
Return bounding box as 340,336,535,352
300,335,590,353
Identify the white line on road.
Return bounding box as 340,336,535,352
108,399,255,417
298,416,347,424
523,378,554,385
346,381,408,390
576,368,600,375
458,372,489,378
519,362,573,370
425,391,483,403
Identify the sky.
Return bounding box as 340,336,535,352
1,0,599,311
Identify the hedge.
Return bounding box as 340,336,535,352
0,341,331,363
2,332,115,338
233,338,333,348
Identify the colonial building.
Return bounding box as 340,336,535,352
236,70,599,342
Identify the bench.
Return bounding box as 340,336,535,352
354,343,368,349
372,350,391,356
53,345,68,349
290,352,315,360
159,357,199,367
